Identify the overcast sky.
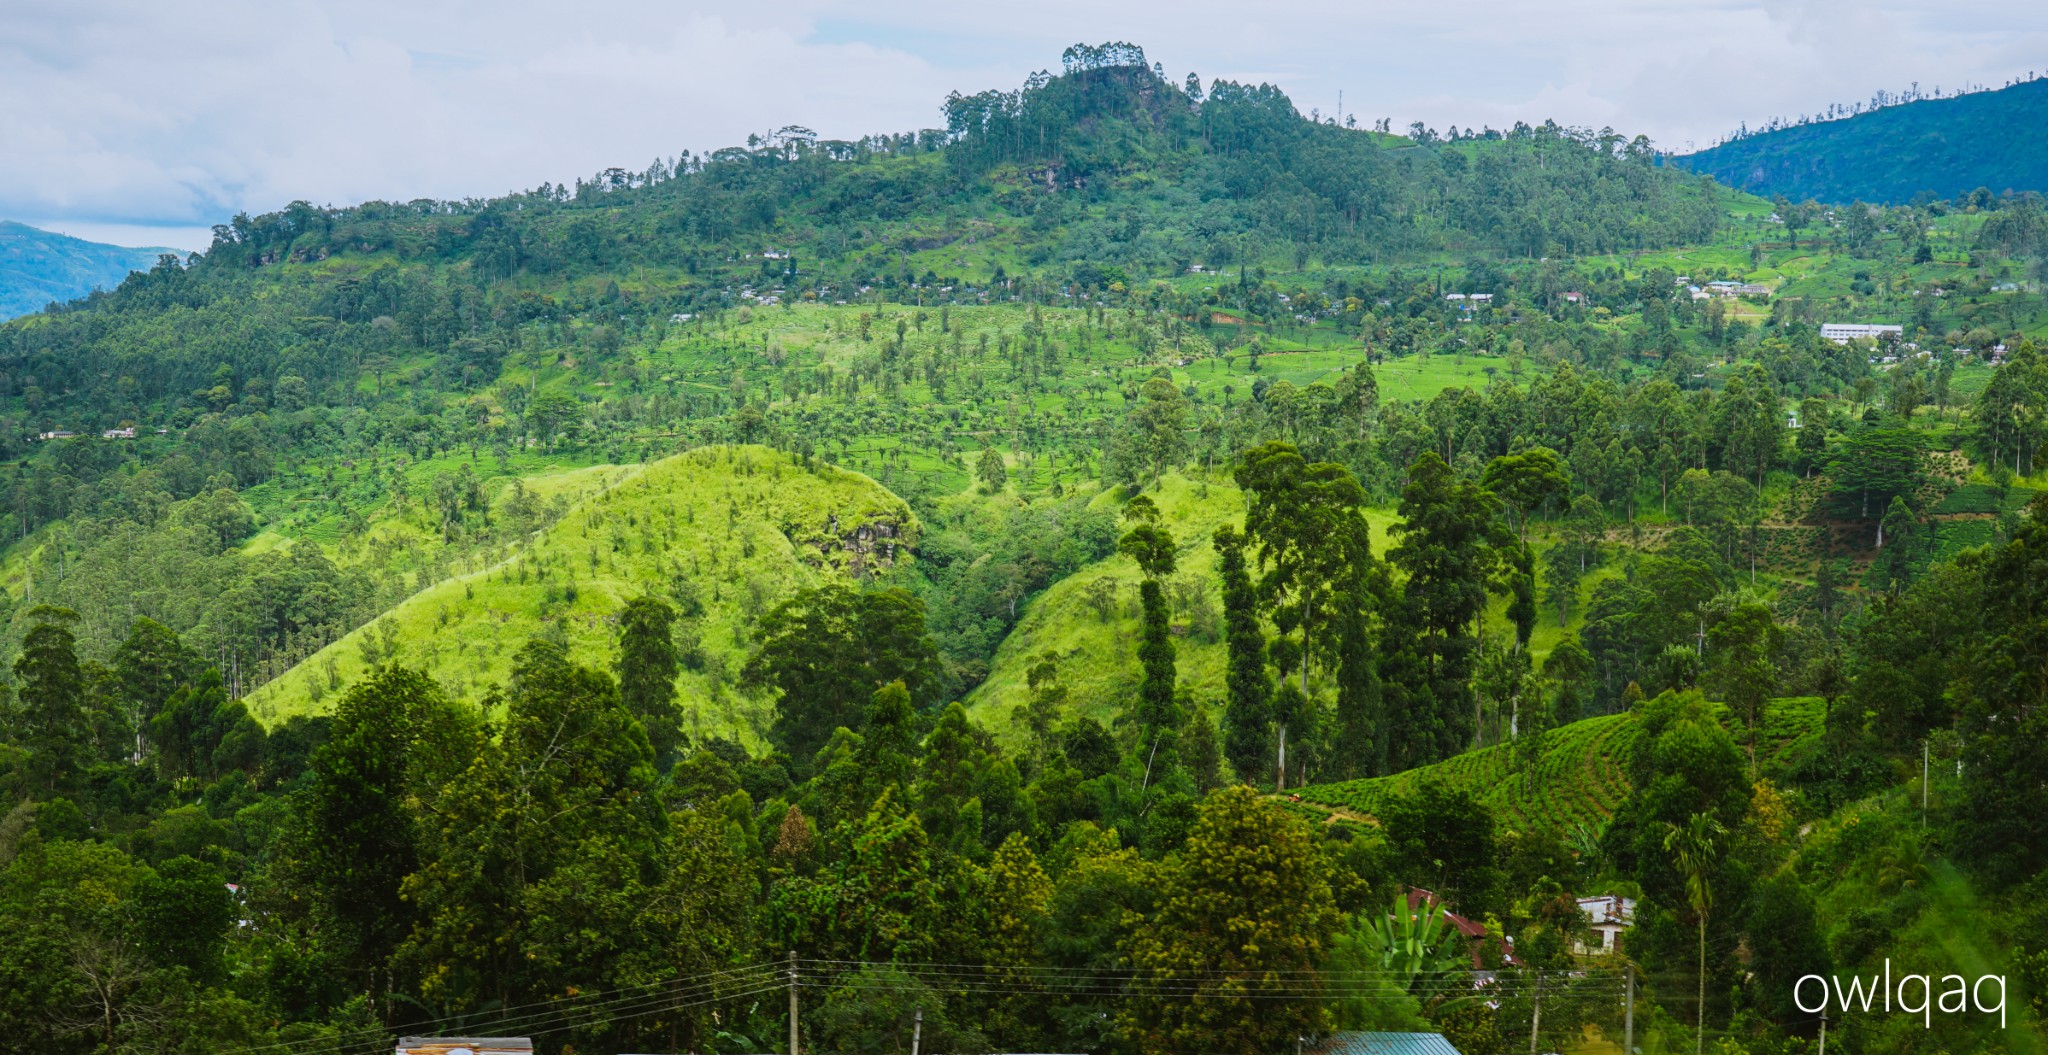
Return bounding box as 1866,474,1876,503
8,0,2046,251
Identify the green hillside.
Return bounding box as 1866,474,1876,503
244,444,913,741
966,471,1405,735
1672,78,2048,203
0,220,173,319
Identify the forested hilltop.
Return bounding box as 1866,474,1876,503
1,40,2048,1055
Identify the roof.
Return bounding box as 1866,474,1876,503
395,1039,533,1055
1310,1031,1464,1055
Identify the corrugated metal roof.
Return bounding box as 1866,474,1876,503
395,1038,534,1055
1309,1031,1464,1055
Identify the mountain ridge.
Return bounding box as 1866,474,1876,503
0,220,176,320
1671,77,2048,204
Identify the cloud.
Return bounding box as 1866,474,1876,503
3,0,2043,239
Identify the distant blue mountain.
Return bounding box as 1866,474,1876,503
1670,79,2048,205
0,221,177,320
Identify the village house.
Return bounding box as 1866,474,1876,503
1574,894,1636,955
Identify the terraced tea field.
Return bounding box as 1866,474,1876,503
1295,712,1640,834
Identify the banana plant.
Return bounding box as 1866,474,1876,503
1364,887,1471,993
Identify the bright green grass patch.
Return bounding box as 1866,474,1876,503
245,445,913,743
964,471,1403,738
964,472,1248,736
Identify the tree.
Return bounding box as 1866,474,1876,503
1504,541,1536,651
745,584,943,767
133,855,233,983
1120,521,1180,733
1388,452,1506,763
398,640,681,1047
1794,397,1830,473
977,446,1008,493
1214,526,1272,783
1121,787,1336,1055
1956,494,2048,887
1128,375,1191,484
1664,812,1727,1055
1234,442,1370,786
1481,447,1570,541
1716,375,1782,487
112,618,189,764
299,665,475,1004
13,606,87,793
1707,598,1781,774
1378,780,1503,917
1830,427,1924,536
1877,491,1917,557
615,595,684,769
1747,873,1830,1029
528,390,584,444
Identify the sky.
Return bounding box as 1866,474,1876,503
6,0,2045,252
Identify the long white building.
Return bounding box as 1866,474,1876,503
1821,323,1904,344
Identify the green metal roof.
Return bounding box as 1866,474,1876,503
1310,1031,1464,1055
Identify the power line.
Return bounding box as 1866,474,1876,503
210,964,784,1055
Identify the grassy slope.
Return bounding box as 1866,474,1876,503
964,470,1401,736
245,445,913,744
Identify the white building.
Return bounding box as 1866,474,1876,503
1821,323,1904,345
1574,895,1636,955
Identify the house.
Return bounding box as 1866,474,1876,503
395,1039,532,1055
1468,293,1493,304
102,427,136,439
34,430,75,441
1310,1031,1464,1054
1574,894,1636,955
1561,291,1583,303
1821,323,1903,345
1443,293,1467,301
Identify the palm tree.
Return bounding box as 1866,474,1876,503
1665,812,1728,1055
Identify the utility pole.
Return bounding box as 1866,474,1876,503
788,950,799,1055
1530,971,1542,1055
910,1008,923,1055
1624,964,1636,1055
1817,1011,1828,1055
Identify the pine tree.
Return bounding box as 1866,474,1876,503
1214,525,1271,783
1119,520,1179,733
1332,575,1380,780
